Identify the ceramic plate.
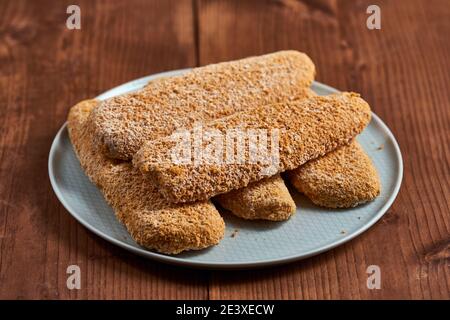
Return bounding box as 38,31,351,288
49,69,403,269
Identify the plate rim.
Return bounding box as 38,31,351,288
48,70,403,269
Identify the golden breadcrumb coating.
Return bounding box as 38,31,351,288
87,51,314,221
89,50,315,160
214,89,311,221
67,100,225,254
134,92,372,203
215,174,296,221
289,140,381,208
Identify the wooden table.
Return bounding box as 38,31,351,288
0,0,448,300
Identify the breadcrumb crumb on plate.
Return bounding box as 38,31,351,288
49,69,403,269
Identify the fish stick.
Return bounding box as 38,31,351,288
214,89,315,221
134,92,372,203
214,174,296,221
288,140,380,208
68,100,225,254
89,50,315,160
88,51,314,221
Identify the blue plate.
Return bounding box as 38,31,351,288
49,70,403,269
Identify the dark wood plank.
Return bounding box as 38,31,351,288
198,0,450,299
0,0,208,299
1,0,448,300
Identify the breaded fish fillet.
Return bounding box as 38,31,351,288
215,174,296,221
87,51,314,221
289,140,381,208
134,92,372,203
89,50,315,160
67,100,225,254
213,89,314,221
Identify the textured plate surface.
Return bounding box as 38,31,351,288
49,69,403,269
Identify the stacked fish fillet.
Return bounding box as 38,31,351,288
67,51,380,254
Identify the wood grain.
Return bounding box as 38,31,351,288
0,0,208,300
0,0,448,299
197,0,449,299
